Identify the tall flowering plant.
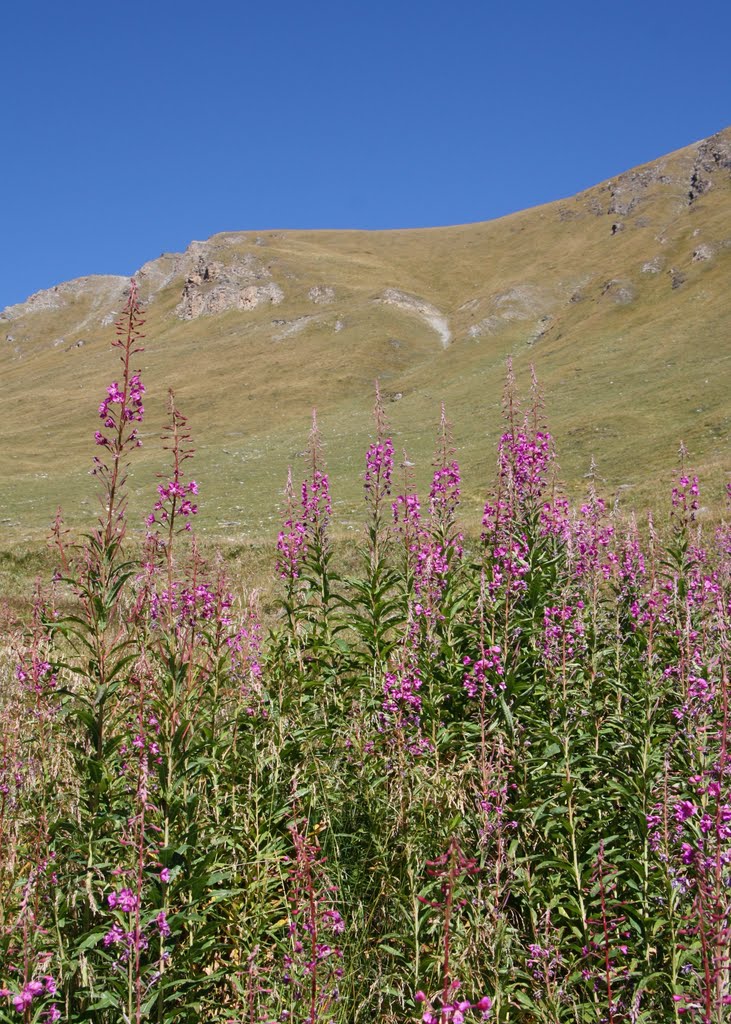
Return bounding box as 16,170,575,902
277,467,308,597
364,386,396,574
146,391,199,577
415,839,492,1024
299,410,334,617
269,809,345,1024
91,280,146,553
341,383,401,672
53,281,148,774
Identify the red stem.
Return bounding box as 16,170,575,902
597,842,615,1024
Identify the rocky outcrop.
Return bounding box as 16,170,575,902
308,285,335,304
688,131,731,203
577,129,731,220
606,164,673,217
600,279,635,305
692,243,714,262
175,253,283,319
0,275,128,322
468,284,558,338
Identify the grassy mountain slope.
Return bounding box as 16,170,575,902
2,128,730,542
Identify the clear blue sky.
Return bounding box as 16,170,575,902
2,0,729,310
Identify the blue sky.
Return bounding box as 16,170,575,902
2,0,729,310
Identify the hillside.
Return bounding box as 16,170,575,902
2,128,730,542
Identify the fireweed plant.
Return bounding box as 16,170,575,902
3,286,731,1022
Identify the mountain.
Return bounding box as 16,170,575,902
2,128,730,542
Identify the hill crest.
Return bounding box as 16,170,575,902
2,128,730,539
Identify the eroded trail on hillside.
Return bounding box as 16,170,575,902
378,287,452,348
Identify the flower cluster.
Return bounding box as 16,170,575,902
364,437,394,499
415,986,492,1023
486,536,530,601
392,492,422,541
95,374,145,449
498,428,554,509
150,581,232,630
539,495,571,541
671,473,700,528
302,470,332,534
542,602,586,665
276,516,307,581
429,459,462,547
103,914,170,949
481,495,511,542
462,646,504,700
413,540,450,622
0,976,59,1018
526,941,563,983
613,521,647,616
572,495,615,580
108,886,139,913
382,661,423,723
15,656,57,696
651,772,731,875
146,478,199,531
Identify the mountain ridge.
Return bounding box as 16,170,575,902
5,127,730,324
2,128,730,540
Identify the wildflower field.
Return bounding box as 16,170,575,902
2,285,730,1023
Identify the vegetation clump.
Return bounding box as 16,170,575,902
1,285,730,1022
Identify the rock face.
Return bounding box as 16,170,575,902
688,131,731,203
692,243,714,262
605,164,673,217
0,275,128,322
175,253,283,319
575,129,731,221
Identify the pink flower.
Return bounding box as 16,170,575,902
12,980,44,1012
364,438,394,497
108,887,138,913
699,813,714,834
680,843,695,865
675,800,697,822
104,923,125,946
156,911,171,937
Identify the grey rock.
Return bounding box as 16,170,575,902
692,244,714,262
